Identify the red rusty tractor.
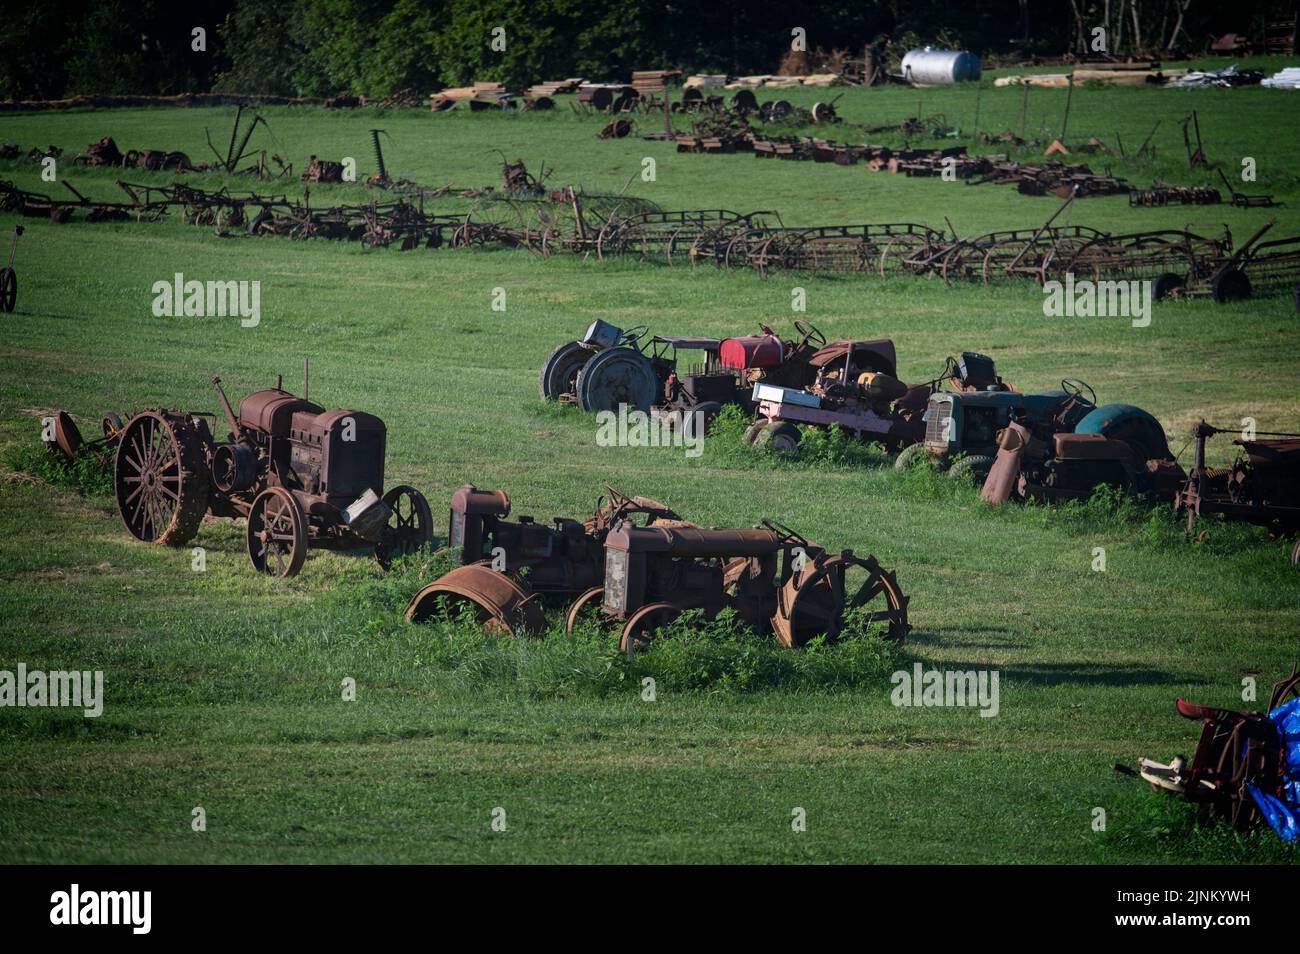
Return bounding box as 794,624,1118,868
73,366,434,577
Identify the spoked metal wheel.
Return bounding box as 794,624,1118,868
113,411,209,545
773,552,910,647
375,485,434,569
247,486,307,578
0,267,15,312
618,602,684,659
564,585,607,634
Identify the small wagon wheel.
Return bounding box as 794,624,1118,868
113,411,209,545
618,602,684,659
564,585,607,634
0,267,15,313
246,486,307,578
375,485,434,569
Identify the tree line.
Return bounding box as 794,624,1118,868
0,0,1276,100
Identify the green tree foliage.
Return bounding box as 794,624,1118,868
1,0,1289,101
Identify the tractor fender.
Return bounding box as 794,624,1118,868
1074,404,1173,461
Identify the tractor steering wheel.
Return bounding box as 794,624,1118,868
1060,378,1096,406
793,319,826,350
620,325,651,346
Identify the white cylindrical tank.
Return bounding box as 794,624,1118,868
900,48,982,85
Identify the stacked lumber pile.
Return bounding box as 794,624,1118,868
632,70,681,94
526,78,584,96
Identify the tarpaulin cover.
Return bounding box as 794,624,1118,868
1247,696,1300,841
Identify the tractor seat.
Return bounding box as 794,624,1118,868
1054,433,1131,460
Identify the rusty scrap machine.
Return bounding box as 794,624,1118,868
1174,421,1300,547
404,485,910,654
62,366,433,577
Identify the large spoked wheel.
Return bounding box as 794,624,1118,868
247,487,307,578
539,340,592,401
575,346,658,413
114,411,209,545
375,485,434,569
774,553,910,648
618,602,684,659
0,267,15,313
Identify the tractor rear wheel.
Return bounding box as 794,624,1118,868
538,340,591,401
113,411,210,545
576,346,658,413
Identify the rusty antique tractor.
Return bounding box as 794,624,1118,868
405,487,910,655
404,484,693,632
595,519,910,656
980,402,1186,505
68,367,433,577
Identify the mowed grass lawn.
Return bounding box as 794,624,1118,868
0,73,1298,863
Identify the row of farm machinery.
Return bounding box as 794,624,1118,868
540,319,1300,561
47,365,911,656
5,170,1299,303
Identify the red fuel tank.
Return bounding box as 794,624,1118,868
719,334,786,370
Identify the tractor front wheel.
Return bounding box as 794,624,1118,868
947,455,994,484
755,422,801,454
375,485,434,569
247,487,307,578
893,442,930,470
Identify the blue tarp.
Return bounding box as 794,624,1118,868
1247,696,1300,842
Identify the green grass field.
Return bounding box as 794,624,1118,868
1,68,1298,863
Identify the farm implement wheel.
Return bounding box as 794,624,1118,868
773,552,910,647
0,267,15,312
576,346,658,413
375,485,434,569
404,563,545,635
113,411,209,545
247,486,307,578
564,585,607,634
618,602,684,658
539,340,592,400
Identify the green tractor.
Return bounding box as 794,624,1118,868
897,378,1099,483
